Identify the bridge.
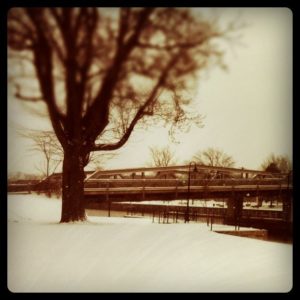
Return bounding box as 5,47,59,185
84,164,293,238
84,164,292,200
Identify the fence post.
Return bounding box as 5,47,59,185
106,181,110,217
207,208,209,227
142,179,145,201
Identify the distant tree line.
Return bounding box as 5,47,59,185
147,146,292,173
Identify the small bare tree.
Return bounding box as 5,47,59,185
261,153,292,173
149,146,177,167
20,130,63,178
193,147,235,167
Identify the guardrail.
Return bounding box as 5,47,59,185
84,178,288,188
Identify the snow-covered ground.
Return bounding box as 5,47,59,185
7,193,292,293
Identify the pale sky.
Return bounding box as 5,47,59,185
7,8,293,175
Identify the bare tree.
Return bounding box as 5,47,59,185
261,153,292,173
148,146,177,167
20,130,63,177
8,8,239,222
193,147,235,167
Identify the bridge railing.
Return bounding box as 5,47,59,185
84,177,288,189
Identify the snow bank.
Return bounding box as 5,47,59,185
7,194,293,292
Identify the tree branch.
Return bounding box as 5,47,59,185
26,8,67,148
83,8,155,144
137,37,218,51
91,51,181,152
117,8,130,49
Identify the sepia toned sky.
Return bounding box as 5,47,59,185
7,7,293,175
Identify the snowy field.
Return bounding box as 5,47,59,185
8,193,292,293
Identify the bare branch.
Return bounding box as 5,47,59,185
83,8,155,143
193,147,235,168
137,33,220,51
91,51,182,152
148,146,177,167
25,8,68,148
20,129,64,177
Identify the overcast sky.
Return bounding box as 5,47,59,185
7,8,293,175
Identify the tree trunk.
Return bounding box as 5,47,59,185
60,147,87,222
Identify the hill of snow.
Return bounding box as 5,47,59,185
7,194,292,292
